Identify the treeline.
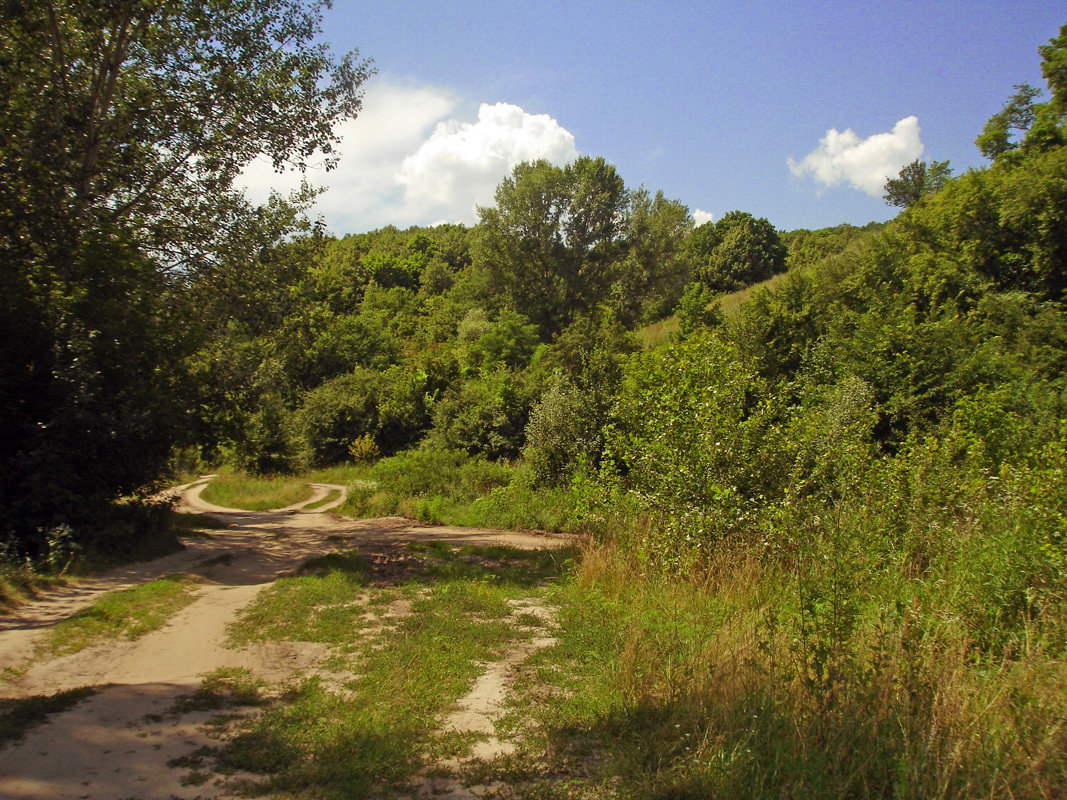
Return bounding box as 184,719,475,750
184,161,813,481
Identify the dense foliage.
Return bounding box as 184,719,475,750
179,25,1063,795
0,0,369,557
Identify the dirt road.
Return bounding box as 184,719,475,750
0,479,571,799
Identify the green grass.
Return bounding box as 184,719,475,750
471,542,1067,800
199,467,315,511
170,667,271,714
635,316,679,348
189,453,583,534
188,543,573,798
716,270,788,316
39,574,201,658
0,687,99,746
196,464,374,512
634,273,791,351
335,448,584,534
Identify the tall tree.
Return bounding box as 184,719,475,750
614,189,693,325
0,0,371,556
976,26,1067,161
976,84,1043,160
475,157,628,334
883,159,953,208
691,211,786,292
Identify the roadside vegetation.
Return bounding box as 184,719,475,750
2,574,203,683
198,468,318,511
0,567,67,613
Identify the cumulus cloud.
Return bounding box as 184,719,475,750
239,82,577,232
787,116,924,196
692,208,715,226
398,102,577,223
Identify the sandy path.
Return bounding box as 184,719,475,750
0,478,573,800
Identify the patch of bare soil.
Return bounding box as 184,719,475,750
0,478,573,800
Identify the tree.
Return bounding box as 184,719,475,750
976,84,1043,160
976,27,1067,161
883,159,953,208
476,157,628,334
0,0,371,556
694,211,786,292
613,189,693,324
1040,24,1067,112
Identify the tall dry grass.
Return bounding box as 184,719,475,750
535,535,1067,798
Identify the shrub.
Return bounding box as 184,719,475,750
296,372,378,467
297,367,429,466
523,374,591,487
228,392,303,475
427,368,530,460
347,435,380,463
674,281,722,334
605,332,788,562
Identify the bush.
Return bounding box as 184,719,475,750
297,367,429,466
427,368,530,460
605,332,788,562
523,375,591,487
347,435,380,463
338,448,513,523
228,392,303,475
523,350,621,488
369,448,510,500
674,281,722,334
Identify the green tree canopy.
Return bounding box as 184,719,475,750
690,211,787,292
475,157,628,334
0,0,370,556
613,189,693,325
976,25,1067,161
883,159,953,208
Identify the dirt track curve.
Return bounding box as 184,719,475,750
0,477,572,799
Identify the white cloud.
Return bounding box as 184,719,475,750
398,102,578,224
239,82,577,233
787,116,924,196
692,208,715,226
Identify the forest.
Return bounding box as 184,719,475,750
1,2,1066,798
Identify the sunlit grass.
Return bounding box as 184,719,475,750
635,316,679,348
40,574,201,658
634,273,791,351
716,270,789,316
201,543,571,798
303,488,343,510
480,540,1067,799
196,464,379,512
198,467,315,511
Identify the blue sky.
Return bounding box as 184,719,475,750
241,1,1065,234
